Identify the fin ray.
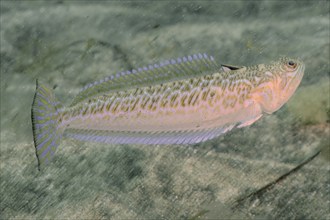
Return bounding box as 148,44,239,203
64,124,236,145
70,53,220,106
31,80,64,170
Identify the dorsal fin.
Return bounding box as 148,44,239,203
221,64,243,72
70,53,220,106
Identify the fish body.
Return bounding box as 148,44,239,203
31,53,305,169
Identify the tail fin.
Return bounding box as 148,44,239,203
31,80,63,170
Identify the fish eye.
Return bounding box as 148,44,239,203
287,60,297,69
288,60,297,68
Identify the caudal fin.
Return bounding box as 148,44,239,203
31,80,63,170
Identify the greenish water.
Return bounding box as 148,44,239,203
0,1,329,219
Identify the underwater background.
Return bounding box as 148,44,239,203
0,1,329,219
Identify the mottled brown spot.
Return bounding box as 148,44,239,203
151,96,160,106
191,92,200,106
239,96,244,104
131,98,139,111
112,102,120,113
215,94,221,102
90,105,96,115
181,83,190,92
121,105,129,112
208,99,214,107
228,82,235,92
99,103,105,113
163,91,171,99
201,89,210,101
62,112,69,121
71,109,78,117
155,86,163,94
222,99,228,109
102,115,110,120
201,80,209,88
133,88,139,96
230,96,237,107
147,102,153,110
181,94,188,107
141,96,150,109
221,81,227,90
160,99,168,108
106,101,113,112
210,80,217,86
82,107,89,116
194,79,202,87
206,75,212,80
187,90,197,105
123,98,130,107
170,93,179,107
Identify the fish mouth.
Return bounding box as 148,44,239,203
285,63,305,95
294,63,305,84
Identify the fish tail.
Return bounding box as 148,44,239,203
31,80,63,170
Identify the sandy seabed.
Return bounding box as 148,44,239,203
0,1,329,219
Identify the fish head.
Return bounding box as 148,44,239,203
252,57,305,114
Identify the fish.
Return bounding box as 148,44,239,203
31,53,305,169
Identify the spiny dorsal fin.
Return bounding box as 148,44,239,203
70,53,220,106
221,64,243,72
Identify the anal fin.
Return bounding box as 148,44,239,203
64,124,237,145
